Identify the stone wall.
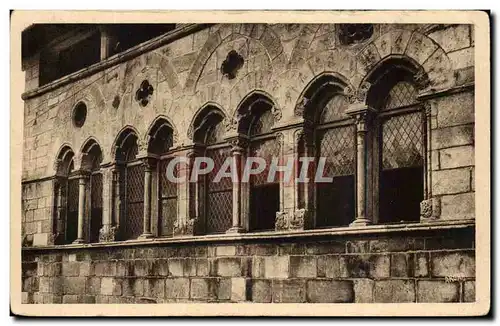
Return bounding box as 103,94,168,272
22,226,475,304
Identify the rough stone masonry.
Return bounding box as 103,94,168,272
21,23,475,303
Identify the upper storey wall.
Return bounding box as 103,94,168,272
21,23,474,181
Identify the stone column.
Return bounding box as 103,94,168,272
138,158,155,239
346,105,375,226
227,137,247,233
73,173,89,244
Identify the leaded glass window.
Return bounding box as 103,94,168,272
314,92,356,228
378,80,424,223
158,157,177,237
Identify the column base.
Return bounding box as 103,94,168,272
226,226,246,234
99,225,118,242
72,239,85,244
349,217,372,227
137,233,154,240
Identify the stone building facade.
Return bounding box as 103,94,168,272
21,23,475,304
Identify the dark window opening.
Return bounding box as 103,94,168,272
72,102,87,128
65,178,79,244
106,24,176,56
250,183,279,231
89,173,103,243
379,166,423,223
39,32,100,86
316,175,355,227
158,158,177,237
124,164,144,240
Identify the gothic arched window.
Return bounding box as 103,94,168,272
148,120,176,237
80,141,103,243
369,67,425,223
193,107,232,234
314,91,356,227
116,131,144,240
239,95,279,231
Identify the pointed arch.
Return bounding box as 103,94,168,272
80,137,103,171
294,72,352,122
187,102,227,144
235,90,278,136
112,125,141,161
361,55,428,109
54,143,75,176
146,116,177,155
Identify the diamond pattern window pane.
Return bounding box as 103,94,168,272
250,110,274,136
66,178,79,243
382,81,418,110
318,126,356,177
250,138,280,186
207,147,232,191
319,94,349,123
125,164,144,239
205,120,225,145
90,173,103,209
205,147,232,234
206,191,232,234
382,112,423,170
159,158,177,237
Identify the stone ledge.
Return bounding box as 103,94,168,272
21,23,212,101
22,219,475,252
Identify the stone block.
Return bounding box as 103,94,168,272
417,280,460,302
61,262,80,276
415,252,429,277
435,92,474,127
306,241,345,254
100,277,118,296
431,251,475,278
144,278,165,299
133,260,152,277
341,254,390,279
428,25,471,52
306,280,354,303
354,279,374,303
390,254,414,277
216,245,237,256
440,192,475,220
231,277,248,302
448,47,474,69
86,277,101,295
63,276,87,295
272,279,306,303
165,278,190,299
317,255,342,278
33,233,48,246
215,257,242,277
250,279,272,303
432,168,471,195
464,280,475,302
190,278,216,300
217,278,231,300
93,261,117,276
374,280,416,303
168,258,184,277
439,145,474,169
290,255,317,278
263,256,289,279
122,278,144,297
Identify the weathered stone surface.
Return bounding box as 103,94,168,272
231,277,248,302
374,280,416,303
250,279,272,303
428,25,471,52
341,254,390,279
215,257,241,277
440,192,475,220
317,255,342,278
439,145,474,169
190,278,216,300
432,168,472,195
415,253,429,277
390,254,414,277
431,251,475,278
272,279,306,303
435,91,474,127
165,278,189,299
306,280,354,303
62,276,86,295
464,280,475,302
417,280,460,302
354,279,374,303
289,256,317,278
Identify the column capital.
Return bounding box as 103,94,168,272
141,157,157,171
226,135,249,154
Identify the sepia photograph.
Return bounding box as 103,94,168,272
10,10,490,316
